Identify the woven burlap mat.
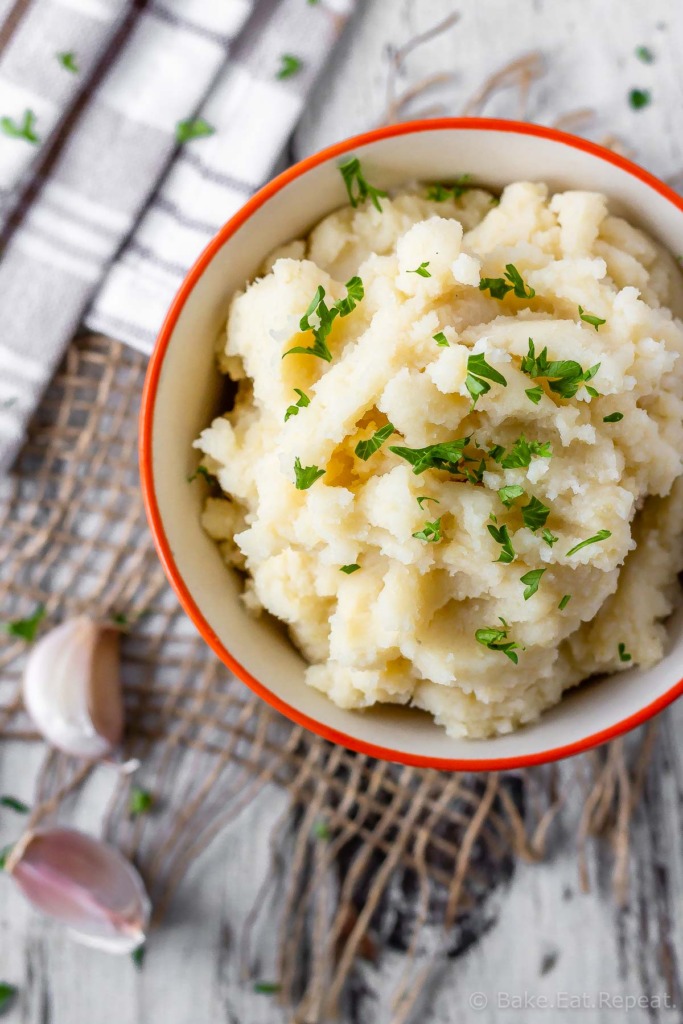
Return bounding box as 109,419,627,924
0,334,658,1022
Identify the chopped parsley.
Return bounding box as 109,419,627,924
578,306,606,331
188,465,217,484
1,109,38,143
0,845,12,871
276,54,303,79
565,529,611,558
498,484,525,508
520,567,546,600
618,642,632,663
293,457,325,490
521,338,600,399
479,263,535,300
487,522,515,563
426,175,472,201
464,458,486,485
175,118,215,143
4,604,45,642
558,594,571,610
635,45,654,64
254,982,281,995
312,819,330,839
525,385,543,405
542,528,559,548
417,495,439,510
129,787,153,818
339,157,387,212
0,984,17,1013
340,564,360,574
389,436,470,476
629,88,651,110
284,388,310,422
490,435,552,469
465,352,507,406
355,423,395,461
521,495,550,532
0,796,29,814
408,262,431,278
284,277,363,361
433,331,449,347
57,51,79,72
412,517,442,543
475,620,523,663
603,412,623,423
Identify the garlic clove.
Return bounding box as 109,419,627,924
7,828,151,954
22,617,124,759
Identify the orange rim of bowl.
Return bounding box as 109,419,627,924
140,116,683,771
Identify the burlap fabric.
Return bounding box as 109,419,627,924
0,334,658,1021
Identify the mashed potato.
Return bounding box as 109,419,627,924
194,177,683,738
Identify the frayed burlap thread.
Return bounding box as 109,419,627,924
0,336,659,1022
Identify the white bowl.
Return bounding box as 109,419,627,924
140,117,683,770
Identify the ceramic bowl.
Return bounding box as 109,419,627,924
140,117,683,770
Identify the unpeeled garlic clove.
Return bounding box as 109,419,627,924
7,828,151,954
22,617,124,759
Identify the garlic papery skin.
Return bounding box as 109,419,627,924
22,617,124,758
7,828,151,954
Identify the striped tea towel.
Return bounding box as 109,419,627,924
0,0,354,473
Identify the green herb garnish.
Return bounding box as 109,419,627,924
426,175,472,201
520,567,546,600
284,277,363,362
412,517,442,543
578,306,606,331
433,331,449,347
498,484,525,508
339,157,387,212
408,262,431,278
542,528,559,548
525,385,543,405
57,51,79,72
635,45,654,64
629,88,651,110
284,388,310,422
1,109,38,143
565,529,611,557
465,352,507,406
354,423,395,461
603,412,623,423
475,621,523,663
417,496,439,509
479,263,535,300
491,435,552,469
0,984,17,1013
129,787,153,818
521,338,600,399
0,846,13,871
254,982,281,995
618,642,632,663
389,436,470,476
558,594,571,610
276,54,303,79
340,564,360,574
521,495,550,532
312,819,330,839
487,522,515,563
188,465,217,484
0,796,29,814
4,604,45,642
293,457,325,489
175,118,215,143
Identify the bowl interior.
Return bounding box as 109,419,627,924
147,122,683,767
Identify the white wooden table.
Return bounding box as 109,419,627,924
2,0,683,1020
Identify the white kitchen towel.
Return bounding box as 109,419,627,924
0,0,354,472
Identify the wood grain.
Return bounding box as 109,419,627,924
2,0,683,1020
